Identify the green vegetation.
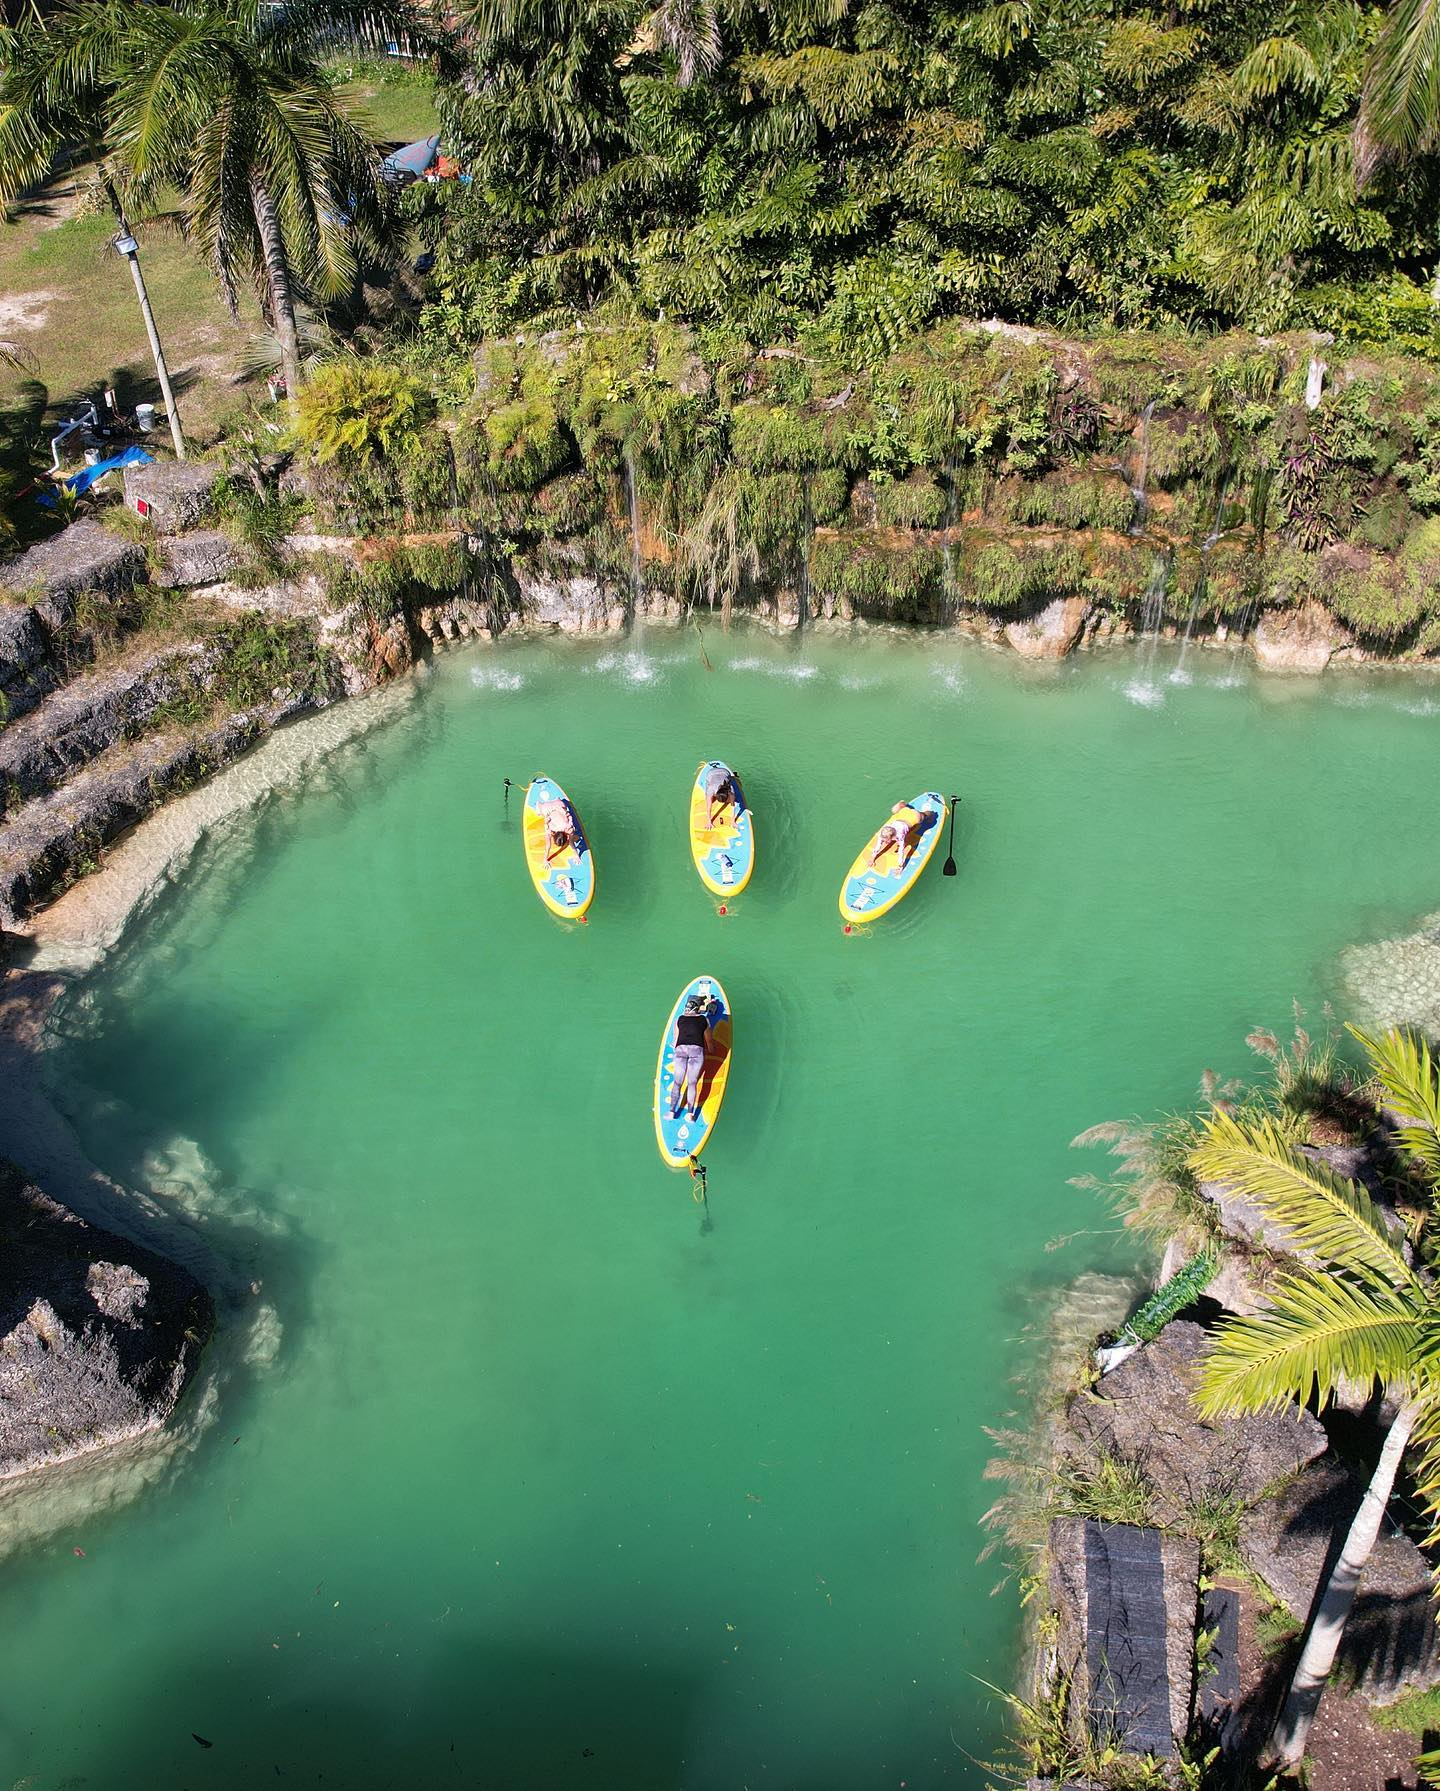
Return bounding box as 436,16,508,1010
1371,1685,1440,1737
415,0,1440,353
1111,1249,1220,1348
1189,1023,1440,1770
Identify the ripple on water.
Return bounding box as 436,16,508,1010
1124,677,1165,708
592,648,662,685
469,666,526,692
726,655,820,681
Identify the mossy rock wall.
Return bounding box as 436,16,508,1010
311,320,1440,653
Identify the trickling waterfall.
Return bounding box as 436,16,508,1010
1221,595,1261,682
1125,551,1172,705
1172,476,1232,683
941,457,959,621
1139,550,1168,638
623,449,644,629
1128,400,1157,536
796,482,813,630
1200,474,1232,554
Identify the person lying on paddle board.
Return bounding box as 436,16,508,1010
701,763,741,827
537,794,581,864
668,994,711,1123
866,801,926,873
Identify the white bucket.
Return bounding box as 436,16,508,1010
135,402,157,433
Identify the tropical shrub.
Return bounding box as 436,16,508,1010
294,362,433,465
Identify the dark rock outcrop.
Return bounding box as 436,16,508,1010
1062,1321,1328,1522
1240,1459,1440,1698
1049,1516,1200,1757
0,601,52,722
0,1155,212,1480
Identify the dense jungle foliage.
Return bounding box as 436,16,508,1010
410,0,1440,356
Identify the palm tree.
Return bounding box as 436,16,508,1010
0,12,190,456
111,1,433,404
1356,0,1440,295
1,1,433,406
1187,1025,1440,1773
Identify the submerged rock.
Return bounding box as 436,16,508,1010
0,1155,213,1480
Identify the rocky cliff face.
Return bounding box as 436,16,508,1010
0,1155,213,1480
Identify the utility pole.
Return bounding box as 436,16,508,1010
110,214,187,461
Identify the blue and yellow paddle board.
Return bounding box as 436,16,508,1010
838,791,947,923
654,974,732,1168
522,774,595,919
689,761,755,898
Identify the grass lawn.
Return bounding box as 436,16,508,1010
0,61,438,463
335,63,441,146
0,173,264,451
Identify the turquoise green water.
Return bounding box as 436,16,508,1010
7,629,1440,1790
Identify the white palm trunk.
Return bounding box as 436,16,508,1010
1269,1397,1420,1769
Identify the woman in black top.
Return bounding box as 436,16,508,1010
668,995,710,1122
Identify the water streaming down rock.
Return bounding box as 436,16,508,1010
623,449,644,629
1128,400,1158,536
1126,551,1172,704
941,458,960,621
796,496,813,631
1173,478,1232,684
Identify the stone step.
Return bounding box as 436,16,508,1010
0,641,218,819
0,714,263,928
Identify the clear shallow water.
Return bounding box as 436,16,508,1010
7,629,1440,1791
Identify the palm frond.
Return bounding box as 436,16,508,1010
1187,1109,1411,1283
1198,1270,1421,1416
1359,0,1440,167
1350,1023,1440,1186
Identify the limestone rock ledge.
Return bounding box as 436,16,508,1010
0,1154,213,1481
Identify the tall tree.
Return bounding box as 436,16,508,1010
1358,0,1440,293
0,8,190,455
1188,1026,1440,1773
0,0,435,405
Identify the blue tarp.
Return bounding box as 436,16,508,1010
34,445,154,508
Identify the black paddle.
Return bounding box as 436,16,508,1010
942,793,962,876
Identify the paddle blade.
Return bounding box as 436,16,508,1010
942,856,958,876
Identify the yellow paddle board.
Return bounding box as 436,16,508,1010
838,790,947,923
688,761,755,898
654,975,732,1167
522,774,596,919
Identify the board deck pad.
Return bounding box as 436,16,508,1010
839,791,947,923
654,975,732,1167
689,761,755,898
522,775,595,918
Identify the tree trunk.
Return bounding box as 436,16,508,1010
1268,1397,1420,1769
103,181,186,460
251,179,302,408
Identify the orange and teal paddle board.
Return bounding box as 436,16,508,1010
689,761,755,898
838,791,947,923
654,974,732,1167
522,774,595,919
